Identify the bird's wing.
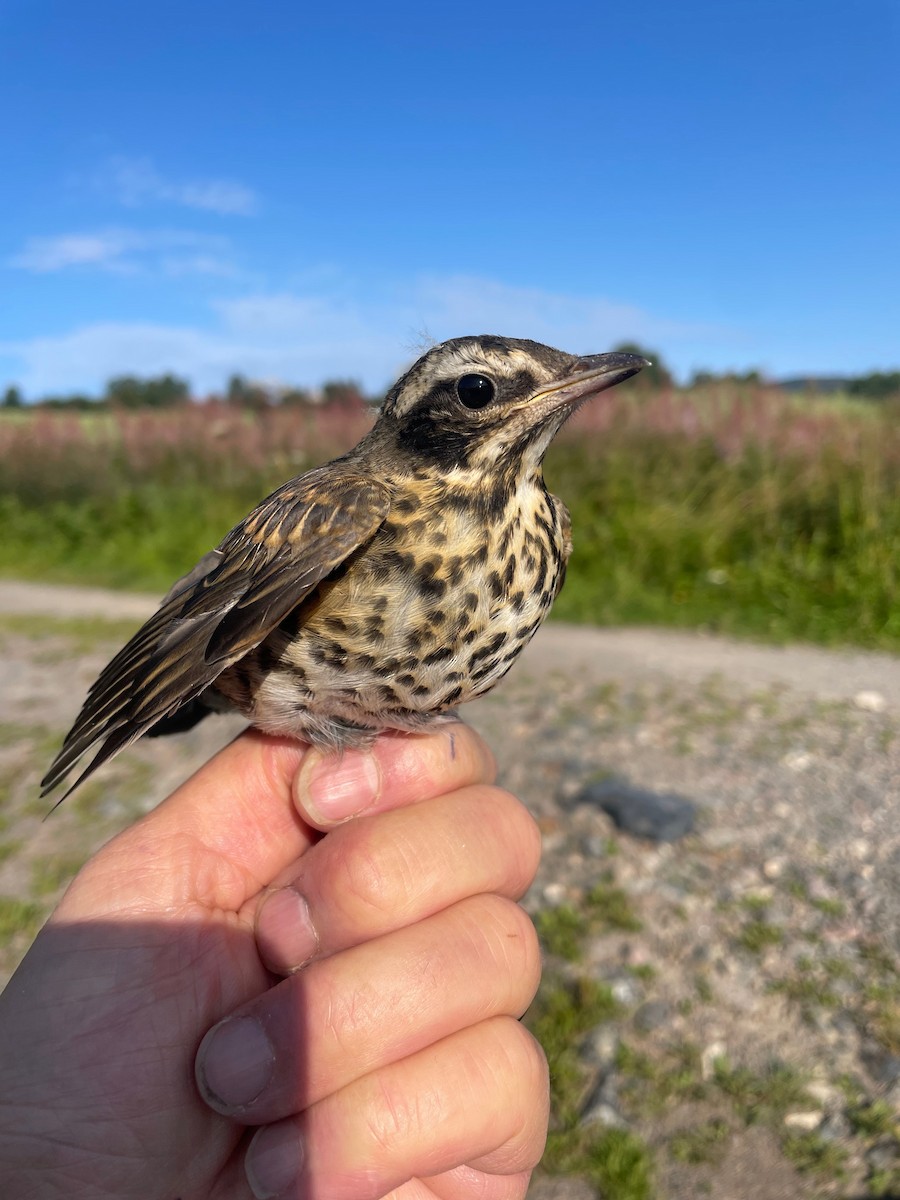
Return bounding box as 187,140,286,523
41,469,392,799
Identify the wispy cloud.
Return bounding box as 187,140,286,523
0,273,735,398
10,231,139,274
9,229,238,277
103,156,258,216
410,275,717,351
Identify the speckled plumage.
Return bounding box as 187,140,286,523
43,335,645,799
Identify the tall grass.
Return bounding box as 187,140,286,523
547,385,900,645
0,403,373,589
2,388,899,649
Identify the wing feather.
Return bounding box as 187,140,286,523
42,468,391,798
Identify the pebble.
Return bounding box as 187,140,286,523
578,781,696,843
865,1139,899,1172
581,1100,628,1130
818,1111,852,1142
784,1111,823,1131
701,1041,728,1079
581,1023,620,1069
805,1081,838,1106
861,1047,900,1087
854,690,887,713
783,749,812,772
583,834,612,858
609,976,640,1006
542,882,568,906
762,856,787,880
581,1073,628,1130
633,1000,672,1033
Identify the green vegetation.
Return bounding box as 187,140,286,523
549,414,900,649
4,383,900,649
737,918,784,954
781,1131,847,1177
524,975,650,1194
0,402,371,590
0,897,45,945
848,370,900,400
586,877,644,933
30,852,89,896
712,1059,813,1124
668,1118,731,1165
584,1130,654,1200
616,1040,709,1116
847,1099,898,1140
535,904,586,961
526,855,656,1199
0,613,142,650
536,876,643,964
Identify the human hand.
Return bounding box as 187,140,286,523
0,725,546,1200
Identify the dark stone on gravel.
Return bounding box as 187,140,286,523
578,781,696,842
633,999,673,1033
865,1138,899,1173
862,1046,900,1086
818,1111,852,1142
580,1072,628,1130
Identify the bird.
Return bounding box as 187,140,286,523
42,335,646,800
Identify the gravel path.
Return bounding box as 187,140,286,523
4,577,900,706
1,579,898,1199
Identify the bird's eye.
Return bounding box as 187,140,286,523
455,373,496,409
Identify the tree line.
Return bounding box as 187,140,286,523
0,373,370,412
2,345,898,410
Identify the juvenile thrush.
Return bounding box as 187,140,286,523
43,335,646,799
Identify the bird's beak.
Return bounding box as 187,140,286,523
537,351,650,408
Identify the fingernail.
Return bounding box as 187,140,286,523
196,1016,274,1111
298,748,381,823
246,1125,304,1199
257,887,319,971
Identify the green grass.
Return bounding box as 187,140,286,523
523,975,656,1198
548,433,900,649
0,484,268,592
847,1099,899,1139
5,393,900,648
669,1118,731,1165
535,876,643,963
535,904,587,961
0,897,45,945
616,1040,709,1116
0,613,143,650
584,1130,654,1200
711,1059,813,1125
737,918,784,954
781,1131,847,1177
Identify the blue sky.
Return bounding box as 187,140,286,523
1,0,897,398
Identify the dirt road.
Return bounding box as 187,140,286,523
4,577,900,706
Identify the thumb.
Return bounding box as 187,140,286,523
57,730,313,919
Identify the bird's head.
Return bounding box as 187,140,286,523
376,335,647,476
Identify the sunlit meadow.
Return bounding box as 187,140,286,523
2,384,899,648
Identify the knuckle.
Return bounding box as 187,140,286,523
364,1072,424,1156
329,820,399,919
464,894,541,983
